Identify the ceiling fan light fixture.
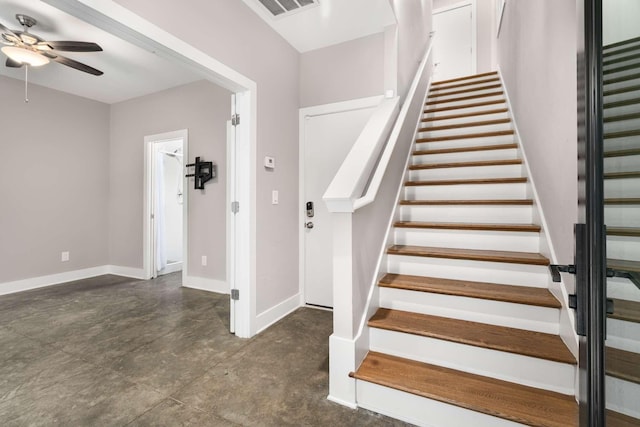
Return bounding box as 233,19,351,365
1,45,49,66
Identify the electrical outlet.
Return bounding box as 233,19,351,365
61,251,69,262
201,255,207,266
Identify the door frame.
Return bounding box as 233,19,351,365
432,0,478,77
46,0,258,338
298,95,383,306
143,129,188,281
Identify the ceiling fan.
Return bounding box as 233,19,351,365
0,14,103,76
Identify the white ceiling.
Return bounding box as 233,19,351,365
0,0,397,104
241,0,397,52
0,0,201,104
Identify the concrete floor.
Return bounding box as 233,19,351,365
0,273,408,426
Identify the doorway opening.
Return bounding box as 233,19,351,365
432,1,476,81
145,130,187,279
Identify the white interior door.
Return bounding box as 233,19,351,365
433,4,474,81
303,106,375,308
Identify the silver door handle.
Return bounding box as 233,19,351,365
305,222,314,229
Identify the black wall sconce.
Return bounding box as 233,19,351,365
186,156,216,190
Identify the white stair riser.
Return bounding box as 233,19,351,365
428,88,504,103
369,329,573,394
607,318,640,353
422,111,510,128
606,377,640,420
423,102,508,119
418,123,512,138
604,67,640,81
604,177,640,198
394,228,539,253
604,44,640,57
379,287,558,333
607,277,640,302
405,182,527,200
399,205,534,224
604,90,640,105
605,117,640,134
603,137,640,152
607,235,640,260
356,381,525,427
431,78,501,94
604,104,640,119
605,154,640,173
605,205,640,227
387,254,549,287
412,148,519,164
415,134,516,151
409,164,524,181
605,60,640,74
425,95,506,111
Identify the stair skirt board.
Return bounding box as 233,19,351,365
356,381,527,427
369,328,573,393
607,377,640,420
378,287,559,334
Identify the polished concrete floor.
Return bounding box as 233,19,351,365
0,273,407,426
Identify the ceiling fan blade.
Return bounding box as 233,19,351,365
0,20,19,40
6,57,23,68
50,54,103,76
45,41,103,52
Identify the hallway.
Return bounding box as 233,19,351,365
0,274,405,426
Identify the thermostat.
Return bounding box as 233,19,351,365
264,156,275,169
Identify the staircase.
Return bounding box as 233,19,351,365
603,36,640,426
350,71,579,426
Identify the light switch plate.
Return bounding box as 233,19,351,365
272,190,279,205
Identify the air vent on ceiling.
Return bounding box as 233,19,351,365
257,0,319,18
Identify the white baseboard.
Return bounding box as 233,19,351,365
183,275,228,294
255,293,302,334
0,265,148,296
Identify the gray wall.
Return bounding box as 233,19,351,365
109,80,231,280
113,0,300,314
497,0,577,263
300,33,385,108
0,75,110,283
390,0,433,99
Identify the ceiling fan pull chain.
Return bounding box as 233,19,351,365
24,64,29,103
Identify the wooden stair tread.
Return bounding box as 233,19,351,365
604,84,640,97
608,258,640,273
427,83,502,98
432,71,498,86
352,352,577,427
605,198,640,205
609,299,640,324
424,99,506,114
608,409,640,427
387,245,549,266
379,273,560,308
394,221,540,232
409,159,521,170
429,77,501,92
421,108,509,123
604,72,640,86
419,118,511,132
368,309,574,364
608,227,640,237
414,143,518,156
605,148,640,157
605,171,640,179
425,91,504,106
406,177,527,186
607,346,640,384
604,98,640,110
400,199,533,205
416,129,514,143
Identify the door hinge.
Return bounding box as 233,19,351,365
231,201,239,214
231,114,240,126
231,289,239,300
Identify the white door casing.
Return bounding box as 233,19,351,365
299,96,382,308
433,2,476,81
